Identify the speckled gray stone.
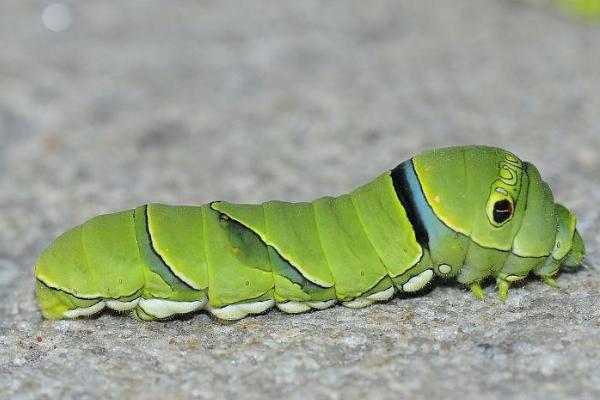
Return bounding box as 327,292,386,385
1,1,599,399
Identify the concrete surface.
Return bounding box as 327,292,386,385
1,1,599,399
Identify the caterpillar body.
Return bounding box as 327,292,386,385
35,146,585,321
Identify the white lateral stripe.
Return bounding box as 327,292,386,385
207,299,274,320
276,301,311,314
63,301,106,318
402,269,434,292
305,299,336,310
106,298,140,311
366,286,395,301
138,298,207,319
342,297,373,309
341,285,396,309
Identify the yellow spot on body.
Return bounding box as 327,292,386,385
434,195,441,203
231,246,240,255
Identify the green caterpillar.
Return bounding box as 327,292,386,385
35,146,586,321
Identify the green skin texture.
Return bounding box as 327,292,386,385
34,146,585,320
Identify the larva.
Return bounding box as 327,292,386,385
35,146,585,321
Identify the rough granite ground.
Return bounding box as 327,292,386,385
1,1,599,399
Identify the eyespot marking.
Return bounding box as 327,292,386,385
493,199,513,224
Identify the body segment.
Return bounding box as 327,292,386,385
35,146,586,320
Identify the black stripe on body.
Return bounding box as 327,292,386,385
208,203,330,291
390,160,430,249
392,159,549,261
143,205,197,291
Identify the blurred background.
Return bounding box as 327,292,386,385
1,1,599,399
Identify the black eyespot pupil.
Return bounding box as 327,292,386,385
493,199,513,224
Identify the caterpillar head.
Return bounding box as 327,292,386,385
412,146,585,273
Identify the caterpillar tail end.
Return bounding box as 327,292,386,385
561,230,585,272
34,211,144,320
